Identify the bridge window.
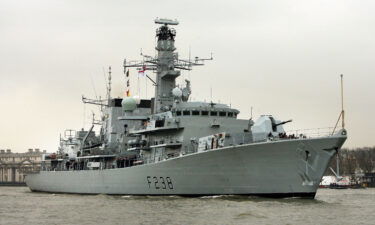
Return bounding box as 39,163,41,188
201,111,209,116
228,112,233,117
192,110,200,116
155,120,165,128
176,111,181,116
219,112,226,117
210,111,217,116
183,110,191,116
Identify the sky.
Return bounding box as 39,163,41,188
0,0,374,153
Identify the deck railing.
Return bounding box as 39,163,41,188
285,127,338,139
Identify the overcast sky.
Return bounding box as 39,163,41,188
0,0,374,152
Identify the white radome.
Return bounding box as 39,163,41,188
121,97,137,111
172,87,183,98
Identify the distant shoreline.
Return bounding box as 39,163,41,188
0,182,26,186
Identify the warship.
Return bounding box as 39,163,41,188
26,18,347,198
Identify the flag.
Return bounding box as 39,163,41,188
126,80,130,87
138,66,146,76
126,90,130,97
126,70,129,77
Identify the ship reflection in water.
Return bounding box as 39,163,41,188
0,187,374,225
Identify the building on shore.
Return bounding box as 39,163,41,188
0,148,46,185
356,173,375,188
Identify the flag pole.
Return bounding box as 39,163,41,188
340,74,345,129
331,74,345,135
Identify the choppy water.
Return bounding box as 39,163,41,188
0,187,374,225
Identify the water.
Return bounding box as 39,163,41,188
0,187,374,225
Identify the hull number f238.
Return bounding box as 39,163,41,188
146,176,174,189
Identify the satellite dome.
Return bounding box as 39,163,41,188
172,87,182,98
121,97,137,111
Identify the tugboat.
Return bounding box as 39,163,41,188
26,18,347,198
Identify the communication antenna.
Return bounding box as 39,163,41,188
137,69,140,97
89,74,99,100
82,103,86,129
145,75,148,99
102,67,108,91
210,86,213,103
91,111,95,124
107,66,112,100
188,46,191,71
340,74,345,128
250,106,253,120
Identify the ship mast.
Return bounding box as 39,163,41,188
123,18,213,113
153,19,180,112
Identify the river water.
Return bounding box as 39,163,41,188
0,187,374,225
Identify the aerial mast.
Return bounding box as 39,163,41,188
340,74,345,129
153,18,180,113
106,66,112,100
123,18,212,113
332,74,346,135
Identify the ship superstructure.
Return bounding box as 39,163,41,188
26,19,347,198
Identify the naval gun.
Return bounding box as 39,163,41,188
252,116,292,142
272,119,293,131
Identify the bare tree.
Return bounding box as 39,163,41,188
326,147,375,176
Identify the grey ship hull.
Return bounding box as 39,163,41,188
26,136,345,198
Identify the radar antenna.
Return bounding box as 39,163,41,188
154,18,179,26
